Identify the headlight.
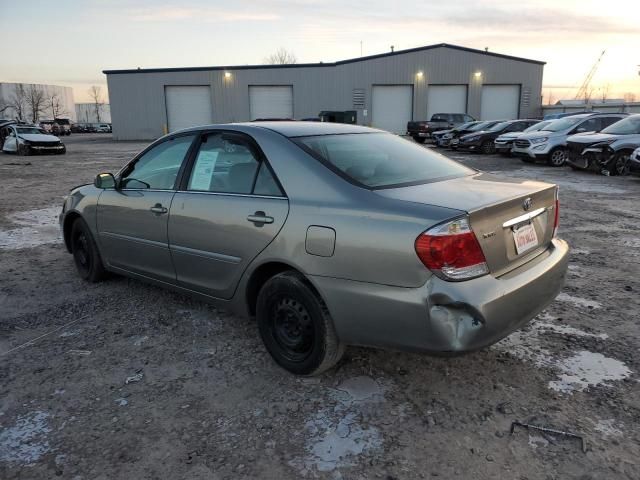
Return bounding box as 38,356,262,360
465,136,480,142
530,137,548,144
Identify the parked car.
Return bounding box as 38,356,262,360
1,123,66,155
457,119,539,154
629,146,640,176
494,120,554,156
95,123,112,133
407,113,475,143
440,120,500,150
432,121,483,147
40,118,72,136
60,122,568,375
565,114,640,175
512,113,628,167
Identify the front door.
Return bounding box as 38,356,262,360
169,131,289,299
97,133,196,283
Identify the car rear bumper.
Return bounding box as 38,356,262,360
311,238,569,353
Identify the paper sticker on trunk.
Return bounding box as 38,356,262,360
513,222,538,255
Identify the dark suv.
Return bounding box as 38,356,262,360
407,113,475,143
457,119,540,154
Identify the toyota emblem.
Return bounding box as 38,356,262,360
523,197,532,211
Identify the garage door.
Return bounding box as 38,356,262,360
372,85,413,134
249,86,293,120
165,86,213,132
481,85,521,120
427,85,467,119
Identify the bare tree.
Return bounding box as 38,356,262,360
599,83,611,103
582,85,595,104
46,91,68,119
623,92,637,103
264,48,297,65
26,84,46,123
88,85,104,123
8,83,28,120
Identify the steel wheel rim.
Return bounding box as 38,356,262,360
269,296,314,362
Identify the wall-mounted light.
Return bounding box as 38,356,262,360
224,71,232,79
474,71,482,78
416,71,424,78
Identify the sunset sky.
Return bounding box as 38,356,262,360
3,0,639,103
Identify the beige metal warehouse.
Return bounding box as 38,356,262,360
104,43,545,140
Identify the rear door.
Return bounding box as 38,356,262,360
97,133,197,282
168,131,289,299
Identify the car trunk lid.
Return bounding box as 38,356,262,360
376,172,557,277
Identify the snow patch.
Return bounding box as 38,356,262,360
0,207,62,250
556,292,602,309
593,419,623,438
0,411,51,465
549,351,631,393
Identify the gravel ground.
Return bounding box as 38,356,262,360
1,134,639,479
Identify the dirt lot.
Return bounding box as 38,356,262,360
1,134,639,479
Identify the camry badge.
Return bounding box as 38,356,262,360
523,197,532,211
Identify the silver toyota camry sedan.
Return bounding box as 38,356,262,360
59,122,569,375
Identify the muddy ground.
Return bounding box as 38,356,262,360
1,134,639,479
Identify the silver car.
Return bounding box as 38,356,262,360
60,122,569,375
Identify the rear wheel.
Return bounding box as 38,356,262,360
481,140,496,154
70,218,107,282
547,147,566,167
412,136,426,144
257,271,345,375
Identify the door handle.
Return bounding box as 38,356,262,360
247,211,274,225
150,203,168,215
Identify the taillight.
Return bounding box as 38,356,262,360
415,217,489,281
553,188,560,237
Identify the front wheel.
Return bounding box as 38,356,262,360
412,136,426,144
17,145,30,156
610,151,631,176
256,271,345,375
71,218,107,282
547,147,566,167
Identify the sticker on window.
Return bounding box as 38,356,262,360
189,151,219,191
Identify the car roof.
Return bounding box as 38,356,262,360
182,121,380,138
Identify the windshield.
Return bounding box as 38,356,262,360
543,116,586,132
489,121,510,132
601,115,640,135
17,127,46,135
524,121,551,132
468,121,493,132
295,133,473,189
453,121,476,131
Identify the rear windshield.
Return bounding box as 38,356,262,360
294,133,473,189
431,114,451,121
601,115,640,135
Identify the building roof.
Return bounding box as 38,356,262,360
103,43,545,75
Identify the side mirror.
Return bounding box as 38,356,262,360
94,172,116,189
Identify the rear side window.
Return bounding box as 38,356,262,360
295,133,473,189
600,116,625,130
187,133,283,196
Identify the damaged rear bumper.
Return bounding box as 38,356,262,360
310,238,569,353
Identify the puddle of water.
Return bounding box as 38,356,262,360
0,411,51,465
556,292,602,309
291,376,386,474
593,419,623,438
495,314,629,394
549,351,632,393
0,207,62,250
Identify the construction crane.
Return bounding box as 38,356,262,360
574,50,606,100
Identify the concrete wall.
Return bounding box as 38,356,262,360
75,103,111,123
542,102,640,117
105,45,544,140
0,83,75,122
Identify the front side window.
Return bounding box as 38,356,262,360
187,133,283,196
295,133,473,189
576,118,601,133
120,134,195,189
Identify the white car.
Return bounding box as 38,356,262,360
0,123,66,156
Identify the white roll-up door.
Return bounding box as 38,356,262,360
249,86,294,120
165,86,213,132
371,85,413,134
481,85,521,120
426,85,468,119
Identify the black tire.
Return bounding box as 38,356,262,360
481,140,496,154
610,151,631,176
256,271,345,375
547,147,566,167
412,136,426,144
17,145,30,156
520,156,535,164
70,218,107,282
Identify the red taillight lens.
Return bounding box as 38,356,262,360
415,217,489,281
553,191,560,237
